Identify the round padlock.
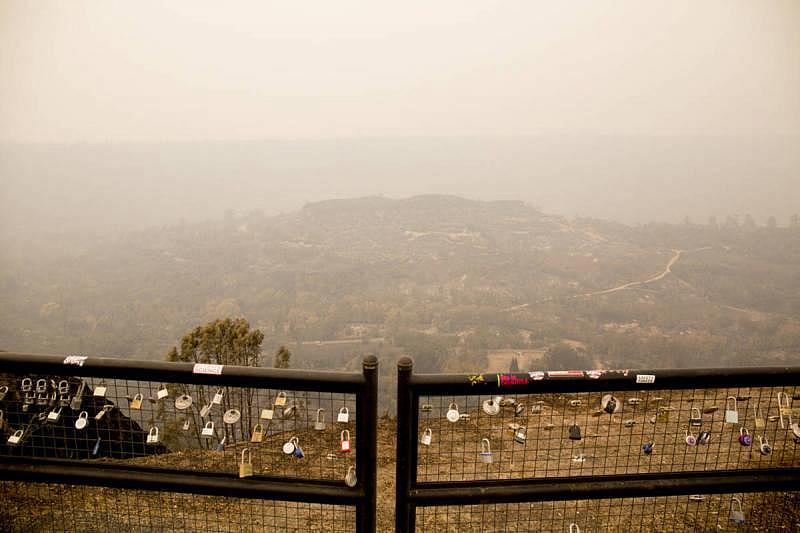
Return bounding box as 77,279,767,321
446,403,460,423
174,394,193,410
739,428,752,447
75,411,89,430
223,409,241,425
482,397,501,416
685,430,696,446
283,437,298,455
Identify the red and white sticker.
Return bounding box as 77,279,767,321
193,363,224,375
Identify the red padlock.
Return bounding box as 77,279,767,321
340,429,351,453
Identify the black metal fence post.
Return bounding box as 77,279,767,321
395,356,415,533
357,354,379,533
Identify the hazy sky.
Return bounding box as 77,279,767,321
2,0,798,143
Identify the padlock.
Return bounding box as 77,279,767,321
146,426,159,444
293,442,305,459
93,381,107,398
156,385,169,400
92,436,101,456
656,407,669,423
201,421,215,438
514,426,527,444
36,378,47,394
758,435,772,456
75,411,89,429
689,407,702,427
282,404,297,419
174,394,193,410
58,380,70,406
199,403,212,418
569,524,581,533
531,402,544,414
314,408,326,431
251,423,265,443
482,397,502,416
702,405,719,414
283,436,298,455
791,422,800,442
738,427,752,446
130,393,143,410
21,377,32,392
642,442,654,455
182,419,191,431
341,430,351,453
223,409,241,425
345,466,357,487
623,419,636,428
601,394,619,415
446,402,460,423
698,431,711,445
7,430,24,445
0,385,8,402
685,429,696,446
725,396,739,424
70,381,86,410
729,497,746,524
239,448,254,478
47,407,62,423
514,402,526,417
337,407,350,423
569,399,582,408
627,397,642,406
777,392,792,429
274,392,287,407
260,408,274,420
212,388,224,405
215,436,226,452
480,438,493,464
753,405,765,430
94,404,113,421
568,424,582,441
421,428,432,446
421,404,433,413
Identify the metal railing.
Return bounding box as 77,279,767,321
396,358,800,531
0,351,378,532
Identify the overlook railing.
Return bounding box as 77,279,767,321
0,351,378,532
395,359,800,531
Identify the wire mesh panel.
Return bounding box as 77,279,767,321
415,491,800,532
1,481,356,533
416,386,800,482
0,375,358,483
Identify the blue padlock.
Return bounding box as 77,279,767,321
642,442,654,455
294,444,305,459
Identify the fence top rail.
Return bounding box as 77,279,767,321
0,352,366,392
406,366,800,395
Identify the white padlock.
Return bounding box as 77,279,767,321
337,407,350,423
146,427,159,444
479,438,493,464
421,428,432,446
201,421,215,438
446,402,460,423
314,408,326,431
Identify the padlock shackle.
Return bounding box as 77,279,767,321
730,496,743,512
341,429,351,441
205,421,214,429
241,448,251,463
424,428,432,436
481,438,491,453
726,396,737,409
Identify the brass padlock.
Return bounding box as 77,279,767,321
0,385,8,402
260,407,274,420
274,392,287,407
130,393,143,410
239,448,254,478
251,423,265,443
47,407,62,423
753,405,765,430
777,392,792,429
94,404,113,421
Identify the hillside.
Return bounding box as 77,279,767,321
2,195,800,381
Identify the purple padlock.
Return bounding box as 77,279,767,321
738,428,752,447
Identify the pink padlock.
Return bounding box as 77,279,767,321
340,430,351,453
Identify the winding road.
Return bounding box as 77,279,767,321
580,248,686,297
